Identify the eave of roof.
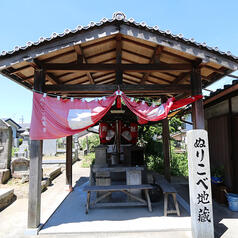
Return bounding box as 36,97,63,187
204,79,238,105
0,12,237,70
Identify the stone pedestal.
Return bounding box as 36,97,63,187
126,170,142,200
94,145,107,168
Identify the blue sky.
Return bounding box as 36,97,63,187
0,0,238,123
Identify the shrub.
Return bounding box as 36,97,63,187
80,134,100,151
81,153,95,168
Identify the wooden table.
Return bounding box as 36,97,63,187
83,184,154,214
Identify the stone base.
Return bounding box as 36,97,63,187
0,169,11,184
25,224,43,236
12,171,29,179
0,188,15,211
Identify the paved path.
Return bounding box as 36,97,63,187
0,161,89,238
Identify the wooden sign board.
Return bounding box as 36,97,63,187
187,129,214,238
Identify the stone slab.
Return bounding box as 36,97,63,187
0,188,14,210
0,169,10,184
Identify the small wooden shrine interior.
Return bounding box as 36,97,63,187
0,12,238,229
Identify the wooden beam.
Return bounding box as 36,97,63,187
190,67,205,129
33,69,45,92
44,63,192,72
45,84,190,94
141,46,163,84
33,59,61,85
116,36,122,84
161,96,171,182
66,135,73,191
74,45,95,84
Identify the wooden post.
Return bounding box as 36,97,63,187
162,97,171,182
28,140,42,228
27,69,45,229
66,135,73,191
191,67,205,129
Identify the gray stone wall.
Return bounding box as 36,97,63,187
0,120,12,170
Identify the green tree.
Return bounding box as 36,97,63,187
138,117,188,177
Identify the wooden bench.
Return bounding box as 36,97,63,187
83,184,154,214
156,176,180,216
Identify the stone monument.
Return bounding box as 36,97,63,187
0,119,12,184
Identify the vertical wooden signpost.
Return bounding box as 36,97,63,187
187,129,214,238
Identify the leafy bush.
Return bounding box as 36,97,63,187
138,117,188,177
81,153,95,168
80,134,100,151
12,147,19,157
18,138,23,146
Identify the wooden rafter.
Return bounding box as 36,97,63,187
9,65,32,75
86,48,116,60
44,50,75,63
122,48,151,60
141,46,163,84
200,64,226,74
64,74,88,84
121,37,154,51
74,45,95,84
94,73,115,83
82,37,115,49
44,63,192,72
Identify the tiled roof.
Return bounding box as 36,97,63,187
0,12,237,63
204,79,238,101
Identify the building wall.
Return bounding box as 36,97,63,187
205,97,238,192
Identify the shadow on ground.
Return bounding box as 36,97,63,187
40,176,190,234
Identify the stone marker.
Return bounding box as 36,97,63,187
187,129,214,238
0,119,12,183
11,157,30,178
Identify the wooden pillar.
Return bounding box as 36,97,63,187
28,140,42,228
191,67,205,129
28,69,45,229
66,135,73,191
116,36,122,85
162,97,171,182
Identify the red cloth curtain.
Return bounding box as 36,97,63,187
121,93,202,124
30,92,117,140
30,90,202,140
121,92,174,123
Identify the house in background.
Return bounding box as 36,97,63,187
2,118,21,147
204,79,238,193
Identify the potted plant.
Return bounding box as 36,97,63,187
211,166,224,184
